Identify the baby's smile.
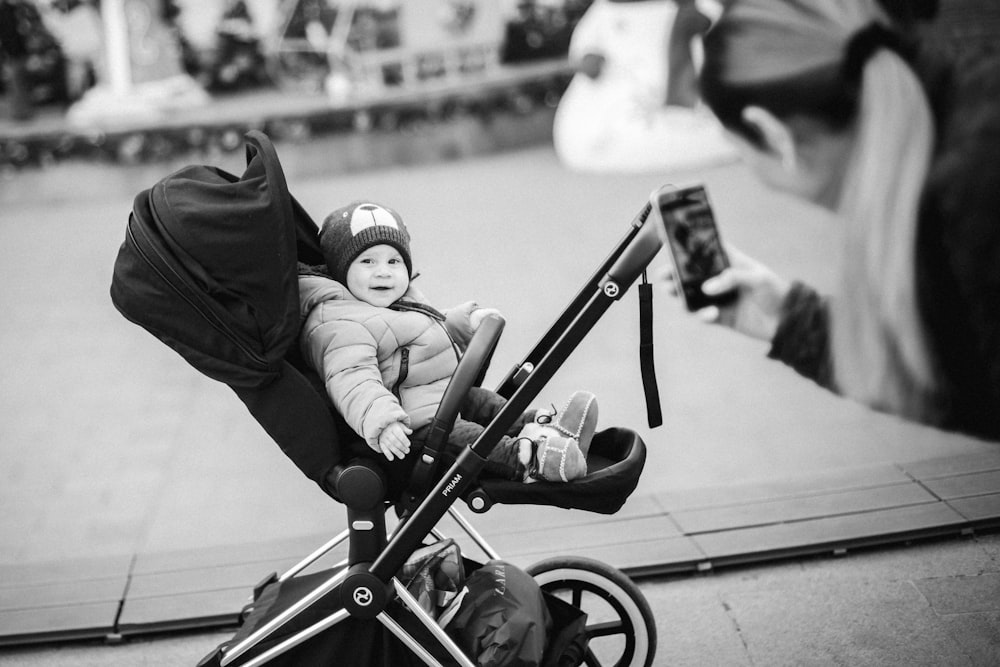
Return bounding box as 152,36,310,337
346,244,409,307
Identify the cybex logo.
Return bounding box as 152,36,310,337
353,587,373,607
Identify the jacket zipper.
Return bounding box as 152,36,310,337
386,311,460,397
392,347,410,399
127,218,268,367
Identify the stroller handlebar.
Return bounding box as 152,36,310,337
398,313,506,514
605,202,661,294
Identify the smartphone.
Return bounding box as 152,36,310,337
650,184,735,311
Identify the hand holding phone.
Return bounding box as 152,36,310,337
649,184,736,311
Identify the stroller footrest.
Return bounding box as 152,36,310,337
472,428,646,514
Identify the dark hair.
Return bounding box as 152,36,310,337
700,3,915,147
701,59,857,147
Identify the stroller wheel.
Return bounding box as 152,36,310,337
527,556,656,667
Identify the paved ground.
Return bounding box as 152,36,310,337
0,533,998,666
1,134,999,664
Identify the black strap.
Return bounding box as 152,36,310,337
639,272,663,428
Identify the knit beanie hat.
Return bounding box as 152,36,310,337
319,201,412,283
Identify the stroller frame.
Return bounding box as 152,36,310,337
208,200,664,667
224,507,502,667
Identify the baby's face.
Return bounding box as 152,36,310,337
346,244,409,307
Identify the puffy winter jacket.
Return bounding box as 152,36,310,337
298,272,483,448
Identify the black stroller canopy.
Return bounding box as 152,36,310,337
148,154,298,345
112,131,321,389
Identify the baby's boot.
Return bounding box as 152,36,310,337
516,391,598,483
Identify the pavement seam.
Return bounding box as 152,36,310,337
111,553,139,638
720,596,755,665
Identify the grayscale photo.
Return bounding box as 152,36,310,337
2,1,999,665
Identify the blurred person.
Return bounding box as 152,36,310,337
206,0,269,91
1,0,35,119
500,0,590,63
663,0,1000,441
553,0,738,173
40,0,103,102
160,0,199,77
299,201,599,482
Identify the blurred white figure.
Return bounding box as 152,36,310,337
553,0,738,173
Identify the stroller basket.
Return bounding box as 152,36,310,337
110,132,664,666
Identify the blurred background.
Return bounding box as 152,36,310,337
0,0,590,167
2,0,586,99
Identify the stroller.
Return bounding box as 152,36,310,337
110,131,663,666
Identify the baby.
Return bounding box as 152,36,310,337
298,201,598,482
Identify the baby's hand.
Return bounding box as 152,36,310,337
470,307,503,331
377,421,412,461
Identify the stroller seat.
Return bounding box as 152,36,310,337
262,321,646,515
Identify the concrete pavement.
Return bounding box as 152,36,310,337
0,533,998,665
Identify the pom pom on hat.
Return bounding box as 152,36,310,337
319,201,412,283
